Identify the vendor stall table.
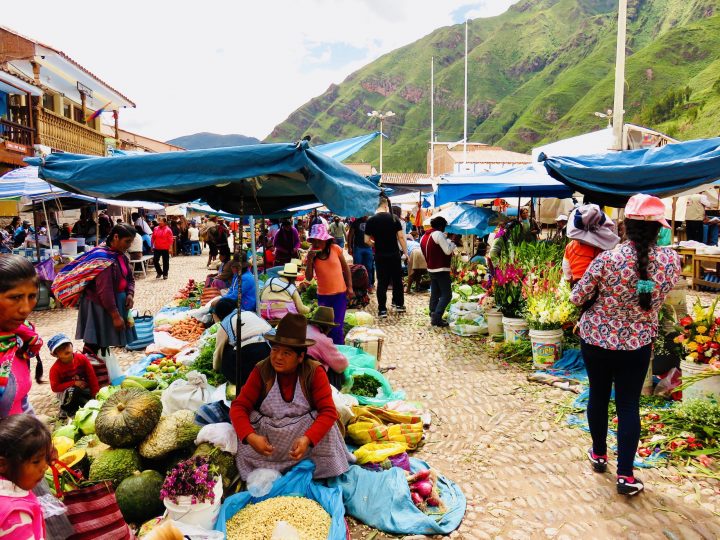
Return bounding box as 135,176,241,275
692,253,720,291
675,247,696,279
131,254,154,278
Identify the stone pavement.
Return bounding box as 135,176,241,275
27,255,720,539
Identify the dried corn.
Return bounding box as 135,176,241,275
226,495,331,540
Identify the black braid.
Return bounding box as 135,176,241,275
624,219,662,311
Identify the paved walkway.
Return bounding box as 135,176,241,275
27,256,720,539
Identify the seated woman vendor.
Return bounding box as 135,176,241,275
258,262,310,321
230,313,351,480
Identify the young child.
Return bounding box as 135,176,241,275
48,334,100,417
0,414,52,539
563,204,620,285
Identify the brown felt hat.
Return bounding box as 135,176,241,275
264,313,316,348
308,306,339,328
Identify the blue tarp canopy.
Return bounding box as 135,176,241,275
29,141,382,217
426,203,500,237
433,165,573,207
314,132,380,162
541,137,720,206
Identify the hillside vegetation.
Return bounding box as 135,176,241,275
265,0,720,171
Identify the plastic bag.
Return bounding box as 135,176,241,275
161,370,216,414
216,460,346,539
654,367,682,398
353,441,407,464
97,349,123,385
246,468,282,497
152,331,190,351
337,345,376,370
272,521,301,540
331,386,358,426
175,345,201,366
37,493,67,518
195,422,238,454
342,366,405,406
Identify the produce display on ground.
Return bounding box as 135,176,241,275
225,496,331,540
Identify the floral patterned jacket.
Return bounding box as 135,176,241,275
570,242,680,350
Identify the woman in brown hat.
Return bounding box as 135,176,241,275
230,314,350,479
306,306,349,389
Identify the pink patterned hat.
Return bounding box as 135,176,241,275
624,194,671,228
308,224,333,241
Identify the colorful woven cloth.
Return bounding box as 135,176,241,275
0,322,42,402
51,246,119,307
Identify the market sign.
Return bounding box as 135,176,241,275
4,141,28,153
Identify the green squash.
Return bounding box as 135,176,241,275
88,448,142,488
115,470,165,525
95,388,162,448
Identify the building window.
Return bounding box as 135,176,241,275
73,105,84,124
63,103,71,119
42,93,54,111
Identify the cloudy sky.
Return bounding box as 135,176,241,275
4,0,519,142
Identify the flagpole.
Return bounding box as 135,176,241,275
430,56,435,179
463,19,468,170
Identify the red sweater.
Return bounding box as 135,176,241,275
230,366,338,447
152,225,174,250
49,352,100,396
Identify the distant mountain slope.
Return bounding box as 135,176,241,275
166,132,260,150
265,0,720,172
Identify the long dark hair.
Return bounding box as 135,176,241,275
625,218,661,311
0,414,52,484
0,255,37,293
106,223,136,245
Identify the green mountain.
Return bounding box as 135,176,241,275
265,0,720,171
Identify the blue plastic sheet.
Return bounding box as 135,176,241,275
327,458,465,535
215,460,346,539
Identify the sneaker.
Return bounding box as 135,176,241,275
156,274,162,279
379,310,388,319
392,304,406,313
587,448,608,473
163,275,168,280
617,475,644,496
432,319,449,328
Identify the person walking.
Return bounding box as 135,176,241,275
205,216,219,267
570,194,680,496
364,198,407,318
328,216,346,249
347,216,374,289
274,219,300,266
151,217,173,280
685,192,711,243
421,217,457,327
305,224,353,344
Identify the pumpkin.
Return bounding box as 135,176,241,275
115,470,165,524
52,436,75,456
95,388,162,448
56,449,89,477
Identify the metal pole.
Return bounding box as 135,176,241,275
31,199,41,262
430,56,435,179
612,0,628,150
379,118,383,178
671,197,677,244
95,199,100,245
249,215,261,316
463,19,468,168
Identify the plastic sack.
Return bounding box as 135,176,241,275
161,370,216,414
343,366,405,406
654,367,682,398
37,493,67,518
327,458,465,535
353,441,407,464
195,422,238,454
215,460,346,540
153,331,190,351
175,345,201,366
97,349,123,385
246,468,282,497
450,322,488,337
271,521,301,540
337,345,376,370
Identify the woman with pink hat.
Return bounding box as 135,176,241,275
305,224,354,344
570,194,680,496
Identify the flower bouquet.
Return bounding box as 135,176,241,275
675,298,720,367
161,456,223,529
523,266,577,331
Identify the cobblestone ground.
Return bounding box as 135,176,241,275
27,256,720,539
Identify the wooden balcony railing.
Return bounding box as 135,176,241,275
0,118,35,147
36,108,105,156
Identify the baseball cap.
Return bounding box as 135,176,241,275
624,194,671,228
48,333,72,354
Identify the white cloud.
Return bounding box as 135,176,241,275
2,0,518,141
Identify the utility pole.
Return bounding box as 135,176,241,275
430,56,435,178
612,0,628,150
463,19,469,168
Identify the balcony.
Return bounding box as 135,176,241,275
36,108,105,156
0,118,35,147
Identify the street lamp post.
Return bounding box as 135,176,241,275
367,110,395,178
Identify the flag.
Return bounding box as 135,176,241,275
85,101,112,123
414,202,423,229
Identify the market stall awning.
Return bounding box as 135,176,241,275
422,203,499,237
29,141,382,217
314,132,381,162
433,165,573,207
540,137,720,206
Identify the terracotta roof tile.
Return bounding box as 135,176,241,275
381,172,432,185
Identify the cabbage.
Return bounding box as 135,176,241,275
53,424,78,441
96,386,120,401
345,311,373,328
74,400,102,436
458,284,473,298
345,312,358,327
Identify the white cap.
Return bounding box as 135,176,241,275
556,214,568,222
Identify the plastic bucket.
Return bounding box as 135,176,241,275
60,240,78,256
663,281,688,333
529,329,563,369
502,317,529,343
163,476,223,529
681,360,720,401
486,309,504,336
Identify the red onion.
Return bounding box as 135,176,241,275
412,480,433,498
411,491,424,506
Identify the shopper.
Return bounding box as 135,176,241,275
570,194,680,496
151,217,174,280
405,232,428,294
685,192,711,243
305,224,353,344
347,216,374,288
274,219,301,266
205,216,219,267
421,217,457,327
47,333,100,417
364,198,407,318
328,216,346,249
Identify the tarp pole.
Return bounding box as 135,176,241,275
671,197,677,244
250,215,261,316
40,198,51,250
95,199,100,245
31,198,41,263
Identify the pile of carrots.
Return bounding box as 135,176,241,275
169,318,206,342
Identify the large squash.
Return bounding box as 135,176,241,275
95,388,162,448
115,470,165,524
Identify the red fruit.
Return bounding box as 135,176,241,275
709,342,720,350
